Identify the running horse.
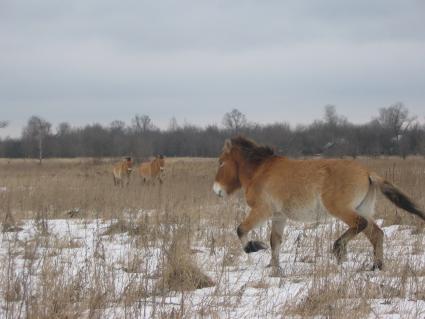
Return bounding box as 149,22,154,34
139,155,165,184
113,157,133,187
213,136,425,272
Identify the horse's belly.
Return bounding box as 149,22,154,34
271,196,330,223
139,169,151,179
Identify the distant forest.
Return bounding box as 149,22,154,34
1,103,425,160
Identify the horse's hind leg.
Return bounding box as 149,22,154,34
330,209,368,264
363,221,384,270
357,185,384,270
237,207,269,253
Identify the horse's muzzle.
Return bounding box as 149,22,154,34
213,182,226,198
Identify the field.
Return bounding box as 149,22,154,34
1,156,425,318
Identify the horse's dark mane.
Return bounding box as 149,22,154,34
231,136,275,165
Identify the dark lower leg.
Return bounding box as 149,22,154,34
333,216,368,264
237,211,268,253
363,221,384,269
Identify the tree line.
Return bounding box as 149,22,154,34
1,103,424,161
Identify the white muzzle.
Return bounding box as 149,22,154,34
213,182,226,197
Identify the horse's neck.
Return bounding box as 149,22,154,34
237,159,259,190
151,160,157,172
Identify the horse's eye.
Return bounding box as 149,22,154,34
219,161,224,168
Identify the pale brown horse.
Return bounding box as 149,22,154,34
213,136,425,272
113,157,133,187
139,155,165,184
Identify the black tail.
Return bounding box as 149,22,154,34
378,179,425,221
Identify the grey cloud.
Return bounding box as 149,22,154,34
1,0,425,138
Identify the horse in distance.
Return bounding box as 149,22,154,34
139,155,165,184
213,136,425,273
112,157,133,187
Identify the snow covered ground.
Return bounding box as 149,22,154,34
1,213,425,318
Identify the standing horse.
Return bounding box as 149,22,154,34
139,155,165,184
113,157,133,187
213,136,425,272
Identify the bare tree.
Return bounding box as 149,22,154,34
378,103,415,139
110,120,126,132
324,105,347,127
55,122,74,157
22,116,51,164
2,104,424,159
222,108,247,133
56,122,72,136
168,116,179,132
0,120,8,129
377,102,416,154
132,114,154,133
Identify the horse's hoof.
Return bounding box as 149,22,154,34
269,267,283,277
371,261,383,271
244,241,268,253
266,259,279,268
332,242,347,264
268,266,283,277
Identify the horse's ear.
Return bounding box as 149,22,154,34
223,139,232,153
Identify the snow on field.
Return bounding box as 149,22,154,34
1,214,425,318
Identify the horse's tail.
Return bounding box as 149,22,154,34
369,173,425,221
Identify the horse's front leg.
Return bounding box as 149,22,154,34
237,208,269,253
268,217,286,268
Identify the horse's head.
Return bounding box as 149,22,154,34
157,155,165,172
126,157,133,173
213,139,241,197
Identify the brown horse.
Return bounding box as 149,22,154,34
113,157,133,187
139,155,165,184
213,136,425,272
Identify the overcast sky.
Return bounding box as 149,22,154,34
1,0,424,138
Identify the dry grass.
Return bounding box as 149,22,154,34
159,230,215,292
0,156,425,318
